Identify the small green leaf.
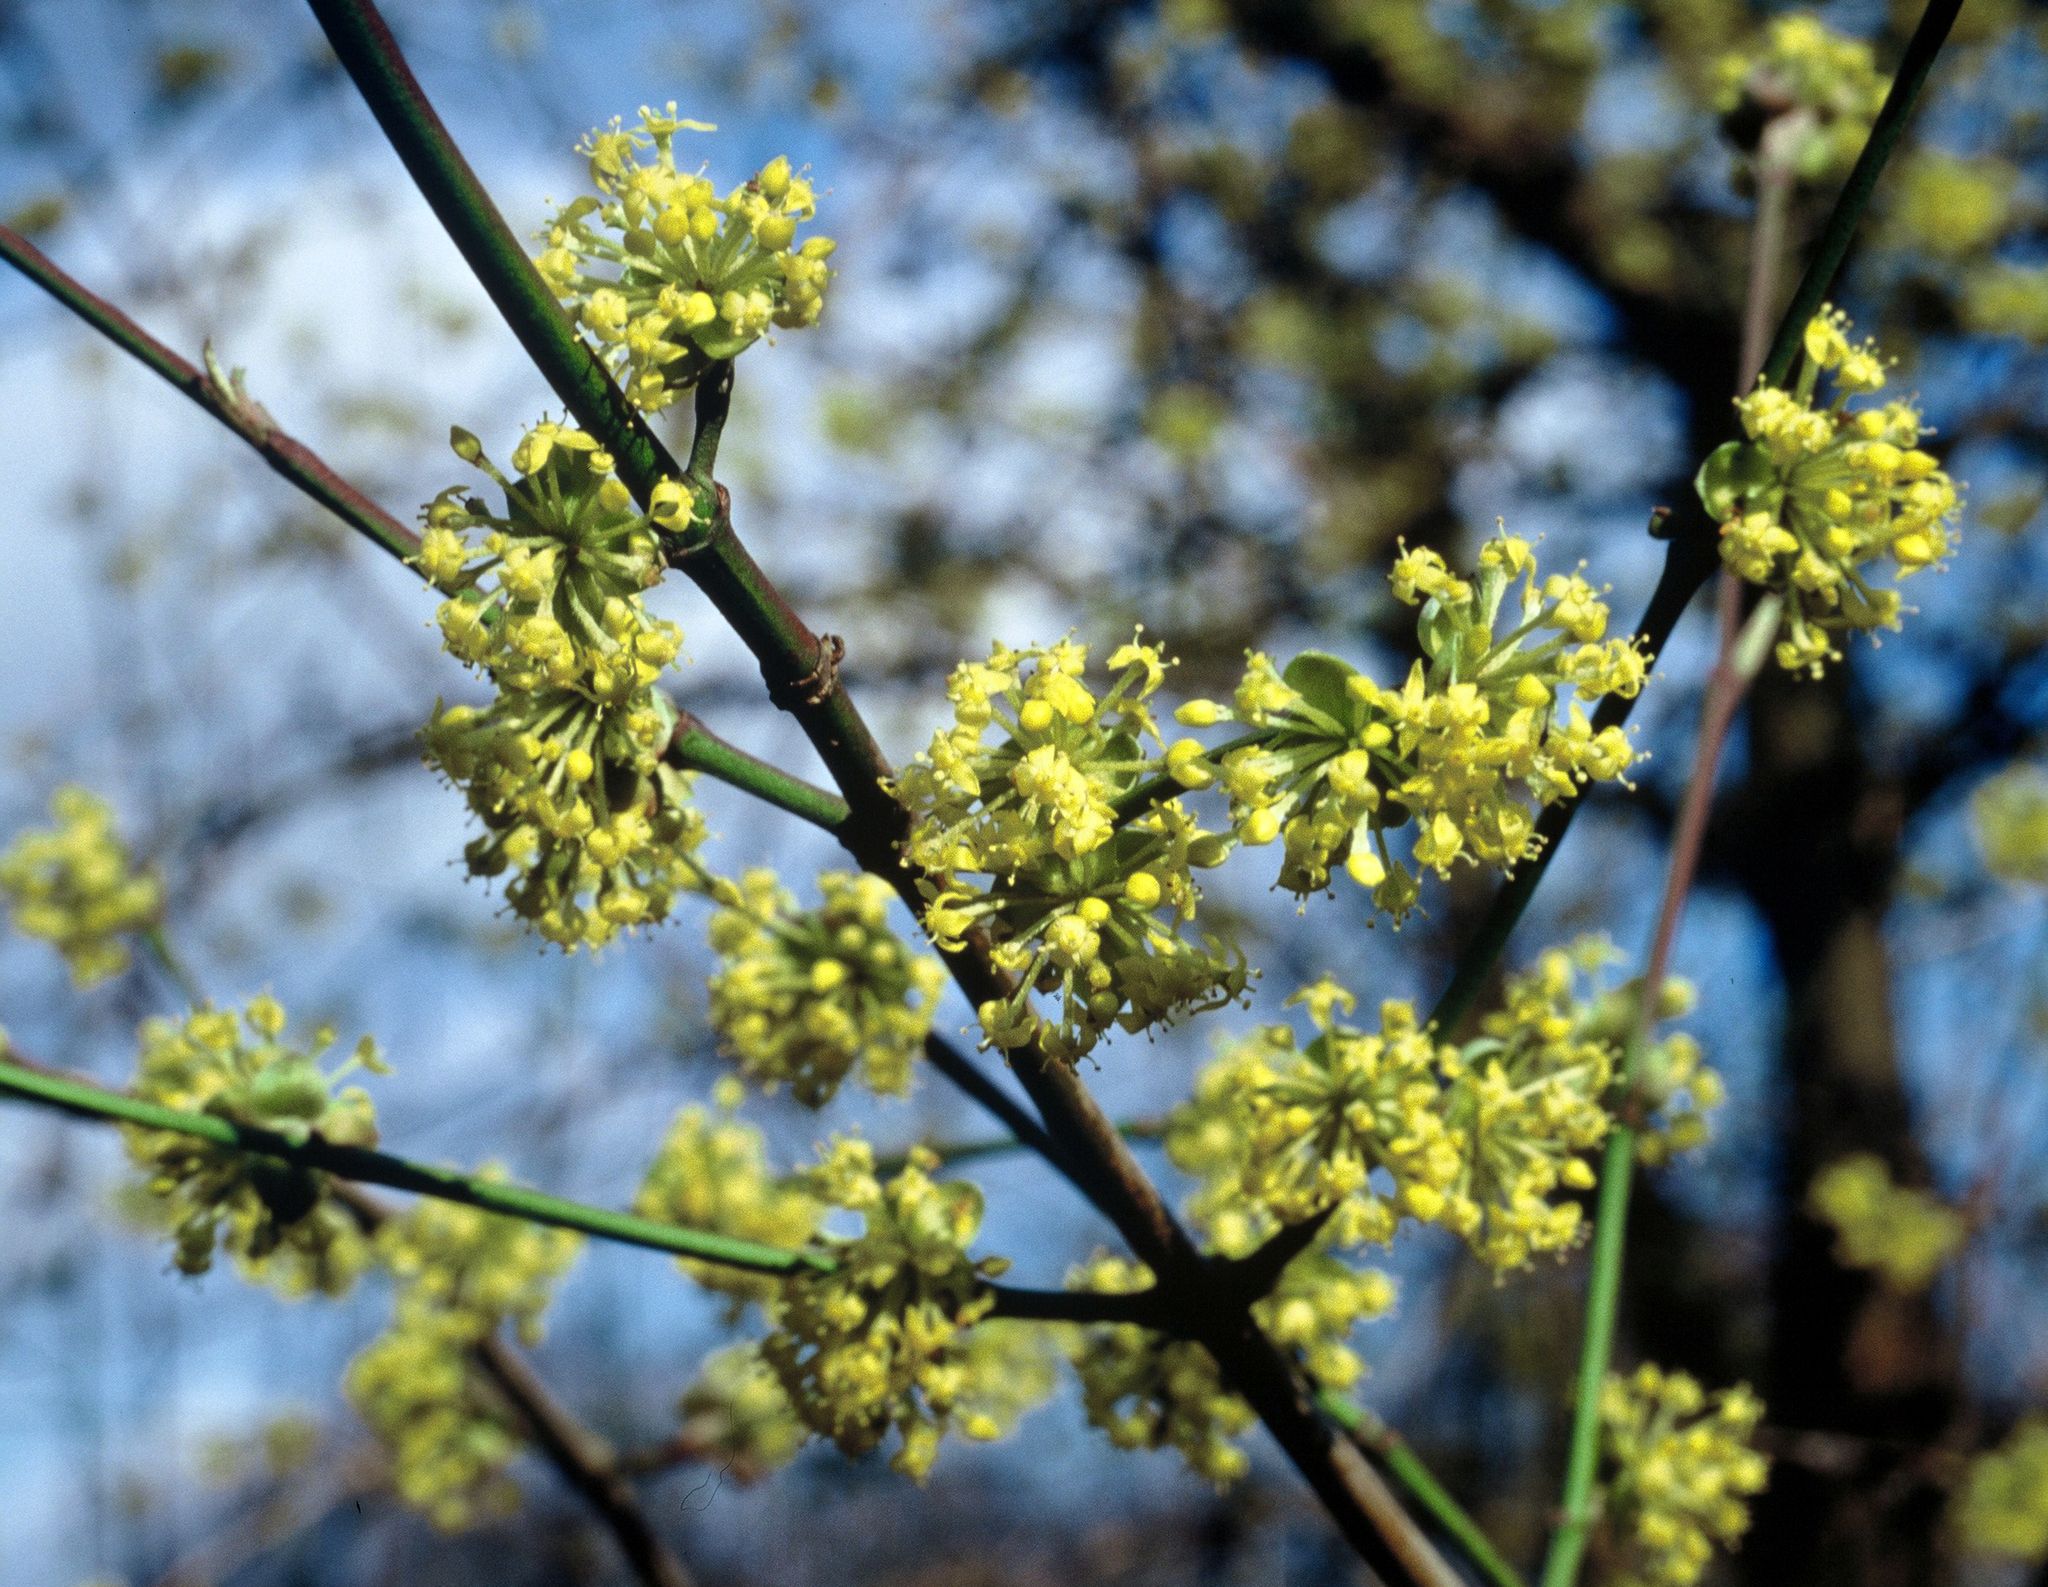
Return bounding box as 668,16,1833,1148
1282,651,1361,727
1694,440,1777,522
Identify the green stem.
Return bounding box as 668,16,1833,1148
0,1051,1169,1327
1536,1122,1636,1587
1423,0,1965,1038
1541,593,1785,1587
687,363,734,494
1319,1391,1530,1587
666,711,848,831
0,1053,824,1274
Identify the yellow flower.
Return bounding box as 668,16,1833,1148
422,688,707,951
539,105,832,410
706,868,946,1105
1697,307,1962,677
1953,1418,2048,1563
1973,762,2048,885
1175,533,1642,914
760,1142,1041,1480
122,1001,383,1294
1596,1365,1769,1587
0,786,161,986
634,1100,821,1311
414,422,684,703
1712,15,1887,183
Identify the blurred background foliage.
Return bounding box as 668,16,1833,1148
1,0,2046,1583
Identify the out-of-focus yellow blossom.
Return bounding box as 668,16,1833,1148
1963,265,2048,345
537,105,834,410
706,869,945,1105
1974,763,2048,885
1061,1245,1389,1487
634,1094,821,1311
674,1344,810,1479
1063,1252,1256,1487
901,634,1245,1062
346,1172,581,1530
1698,307,1962,677
372,1177,583,1347
413,423,686,702
123,999,382,1293
1168,945,1716,1272
345,1308,521,1531
1953,1418,2048,1562
1175,534,1642,915
761,1142,1038,1480
1808,1153,1966,1293
1712,15,1887,182
1597,1365,1770,1587
1886,152,2016,260
0,786,161,986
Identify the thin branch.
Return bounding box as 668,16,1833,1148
1320,1390,1531,1587
1423,0,1967,1039
667,710,848,832
0,223,419,560
0,1048,1184,1329
0,1050,826,1274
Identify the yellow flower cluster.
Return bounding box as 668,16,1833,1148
1953,1418,2048,1563
1061,1247,1390,1486
537,104,834,411
1174,534,1642,915
1712,15,1887,182
372,1175,584,1347
1698,308,1962,676
124,998,382,1293
1169,945,1716,1273
413,423,709,949
0,786,161,986
633,1091,822,1312
901,635,1245,1062
1973,762,2048,885
761,1141,1041,1480
345,1309,522,1531
1063,1252,1257,1486
675,1344,811,1480
345,1177,581,1531
1596,1365,1769,1587
706,869,946,1105
1808,1153,1965,1293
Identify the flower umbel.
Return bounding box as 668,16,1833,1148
761,1141,1032,1480
706,869,946,1105
0,786,162,986
1171,943,1716,1272
902,634,1245,1062
1595,1365,1769,1587
123,998,383,1293
1698,306,1962,676
1177,534,1642,915
538,105,834,411
415,423,686,699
